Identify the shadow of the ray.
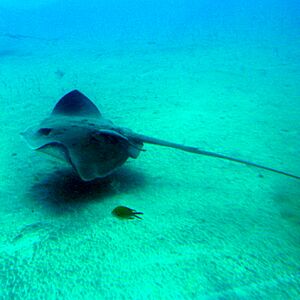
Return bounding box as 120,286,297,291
29,166,147,214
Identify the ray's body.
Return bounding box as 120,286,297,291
22,90,300,181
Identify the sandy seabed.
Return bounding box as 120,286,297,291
0,35,299,299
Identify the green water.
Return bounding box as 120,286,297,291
0,0,299,298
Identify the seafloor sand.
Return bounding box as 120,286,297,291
0,35,299,299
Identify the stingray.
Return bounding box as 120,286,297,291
21,90,300,181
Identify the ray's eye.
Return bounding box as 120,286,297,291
38,128,52,136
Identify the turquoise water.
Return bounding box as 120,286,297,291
0,0,300,298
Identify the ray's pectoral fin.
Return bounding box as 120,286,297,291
51,89,102,118
92,130,144,159
67,130,145,181
133,133,300,180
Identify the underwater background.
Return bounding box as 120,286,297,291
0,0,300,298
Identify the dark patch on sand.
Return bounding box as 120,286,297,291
28,167,147,214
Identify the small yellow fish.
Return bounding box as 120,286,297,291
112,206,143,220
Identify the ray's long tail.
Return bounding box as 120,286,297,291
135,134,300,180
